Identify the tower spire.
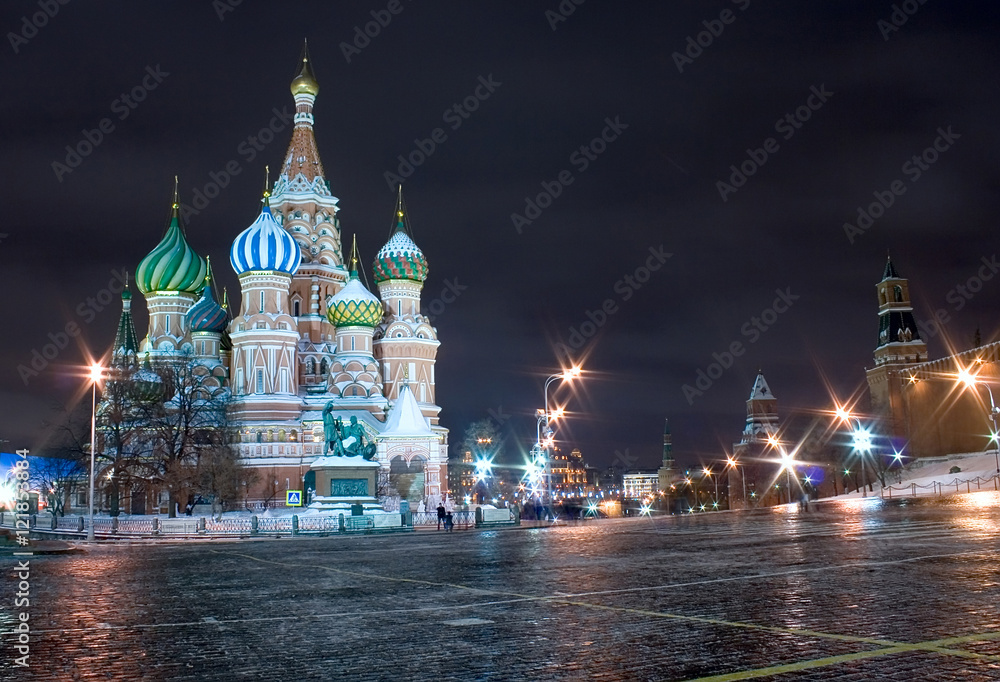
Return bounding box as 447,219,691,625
391,184,410,236
113,272,139,366
350,233,359,275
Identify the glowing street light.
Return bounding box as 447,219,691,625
835,407,872,498
766,435,795,504
87,361,104,542
726,455,747,509
955,366,1000,476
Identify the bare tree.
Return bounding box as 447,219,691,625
192,404,257,519
136,359,231,518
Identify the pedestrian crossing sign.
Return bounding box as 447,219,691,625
286,490,303,506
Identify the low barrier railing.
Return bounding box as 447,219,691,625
0,512,411,537
879,473,1000,499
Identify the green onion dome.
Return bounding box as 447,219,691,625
327,271,383,327
136,201,207,296
132,353,165,402
373,212,428,284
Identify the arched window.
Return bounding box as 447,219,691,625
893,285,903,302
306,358,315,375
320,358,329,375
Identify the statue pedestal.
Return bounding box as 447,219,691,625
308,455,383,513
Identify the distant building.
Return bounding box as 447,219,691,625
729,373,783,508
551,447,588,492
622,472,659,498
657,419,676,493
866,257,999,458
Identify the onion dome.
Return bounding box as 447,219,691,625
328,237,383,327
290,40,319,97
230,181,301,276
132,350,165,402
136,182,207,295
187,257,228,333
373,189,428,284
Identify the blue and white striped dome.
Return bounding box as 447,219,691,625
230,204,301,276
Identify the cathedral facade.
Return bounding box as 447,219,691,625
118,49,448,509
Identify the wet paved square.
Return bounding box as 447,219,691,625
4,494,1000,680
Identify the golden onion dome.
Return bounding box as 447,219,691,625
290,50,319,97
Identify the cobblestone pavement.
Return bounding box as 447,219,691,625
3,493,1000,681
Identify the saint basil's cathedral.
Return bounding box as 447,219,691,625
111,48,447,510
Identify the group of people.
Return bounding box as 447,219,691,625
436,503,454,532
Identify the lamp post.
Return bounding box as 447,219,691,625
766,435,796,505
726,456,746,509
836,408,871,497
957,368,1000,476
535,366,582,515
702,466,718,508
87,362,103,542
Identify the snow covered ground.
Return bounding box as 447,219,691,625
837,450,1000,499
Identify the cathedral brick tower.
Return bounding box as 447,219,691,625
865,257,928,435
269,42,346,393
229,186,302,422
136,186,207,357
327,238,385,402
372,189,441,425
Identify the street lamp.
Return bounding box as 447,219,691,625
766,435,796,504
836,407,871,498
726,456,746,509
536,365,583,512
87,362,104,542
957,367,1000,476
702,466,718,507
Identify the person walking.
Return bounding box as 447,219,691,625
444,512,454,532
436,502,446,530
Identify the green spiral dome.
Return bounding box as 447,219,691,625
136,210,207,296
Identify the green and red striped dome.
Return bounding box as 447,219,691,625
373,217,428,284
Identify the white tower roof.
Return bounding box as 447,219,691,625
749,373,774,400
381,382,434,438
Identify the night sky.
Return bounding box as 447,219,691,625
4,1,999,470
